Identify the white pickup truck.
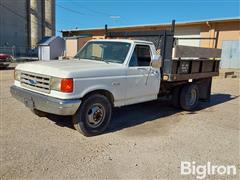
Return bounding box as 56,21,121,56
11,31,220,136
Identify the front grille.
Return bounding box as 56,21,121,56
20,72,51,93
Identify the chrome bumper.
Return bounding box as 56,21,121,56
10,85,81,115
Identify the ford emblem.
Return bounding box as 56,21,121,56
29,79,37,85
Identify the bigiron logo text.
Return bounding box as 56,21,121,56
180,161,237,179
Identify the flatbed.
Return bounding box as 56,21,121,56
105,20,220,102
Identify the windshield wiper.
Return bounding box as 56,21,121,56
90,56,102,60
104,59,119,64
90,56,111,64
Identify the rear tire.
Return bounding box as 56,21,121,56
72,94,112,136
179,84,199,111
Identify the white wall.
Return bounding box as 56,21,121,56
39,46,50,60
175,27,201,47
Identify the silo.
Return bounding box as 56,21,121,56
44,0,55,36
29,0,42,48
0,0,28,55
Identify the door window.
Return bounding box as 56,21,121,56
129,45,151,67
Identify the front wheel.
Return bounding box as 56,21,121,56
72,94,112,136
179,84,199,111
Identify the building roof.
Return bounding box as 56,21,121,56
61,17,240,33
38,36,57,45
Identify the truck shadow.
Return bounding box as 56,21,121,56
45,93,238,133
107,93,238,133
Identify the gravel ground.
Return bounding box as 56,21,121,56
0,69,239,179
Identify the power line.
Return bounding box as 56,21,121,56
84,7,112,16
57,2,123,19
70,2,126,21
57,2,127,25
56,4,90,16
70,2,112,17
0,3,29,22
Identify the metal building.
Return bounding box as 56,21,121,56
0,0,55,57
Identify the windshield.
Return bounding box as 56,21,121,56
74,41,131,64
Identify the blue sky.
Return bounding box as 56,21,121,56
56,0,239,34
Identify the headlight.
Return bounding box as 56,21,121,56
51,77,73,93
14,70,21,81
51,77,61,91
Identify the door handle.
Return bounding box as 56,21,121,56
137,67,148,71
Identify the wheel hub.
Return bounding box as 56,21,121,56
187,88,197,106
87,104,105,127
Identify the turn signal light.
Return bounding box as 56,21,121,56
60,78,73,93
14,70,21,81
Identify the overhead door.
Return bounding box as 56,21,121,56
175,27,201,47
221,40,240,69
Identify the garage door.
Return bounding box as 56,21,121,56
221,40,240,69
175,27,201,47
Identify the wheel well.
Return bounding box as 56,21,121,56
83,90,114,105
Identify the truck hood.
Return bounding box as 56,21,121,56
16,59,126,78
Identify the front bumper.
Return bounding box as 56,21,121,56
10,85,81,115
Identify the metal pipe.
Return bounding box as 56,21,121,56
171,20,176,33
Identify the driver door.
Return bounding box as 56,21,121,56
125,44,160,105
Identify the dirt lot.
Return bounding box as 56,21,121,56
0,69,239,179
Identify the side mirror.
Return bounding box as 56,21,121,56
151,55,162,69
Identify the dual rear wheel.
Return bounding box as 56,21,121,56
172,83,199,111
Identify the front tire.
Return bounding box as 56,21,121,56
72,94,112,136
179,84,199,111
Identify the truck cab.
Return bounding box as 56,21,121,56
79,39,161,106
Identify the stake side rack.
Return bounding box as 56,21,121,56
105,20,220,82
